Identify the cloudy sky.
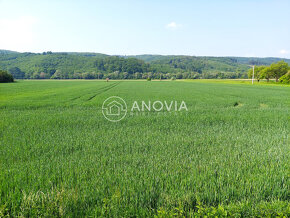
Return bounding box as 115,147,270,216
0,0,289,58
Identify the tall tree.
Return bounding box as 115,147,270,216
260,67,272,82
269,61,288,82
0,70,14,82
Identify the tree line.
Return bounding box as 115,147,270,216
2,59,290,83
248,61,290,83
3,54,248,80
1,51,290,82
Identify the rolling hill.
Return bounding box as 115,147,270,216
0,50,289,79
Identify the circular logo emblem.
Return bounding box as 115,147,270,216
102,96,127,122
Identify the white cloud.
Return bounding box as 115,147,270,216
166,22,181,30
0,16,37,52
280,49,289,55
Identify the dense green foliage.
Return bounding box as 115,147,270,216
248,61,290,83
0,70,14,83
144,56,248,79
1,50,290,80
8,67,25,79
279,71,290,84
0,80,289,217
131,54,290,66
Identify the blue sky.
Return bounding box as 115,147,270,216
0,0,289,58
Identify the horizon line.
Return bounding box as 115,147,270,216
0,49,289,60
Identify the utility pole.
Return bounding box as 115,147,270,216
252,65,255,85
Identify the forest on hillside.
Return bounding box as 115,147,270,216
1,50,289,80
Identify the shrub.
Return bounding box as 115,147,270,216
147,77,151,81
279,71,290,84
0,70,14,83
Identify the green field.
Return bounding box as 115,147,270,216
0,80,289,217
